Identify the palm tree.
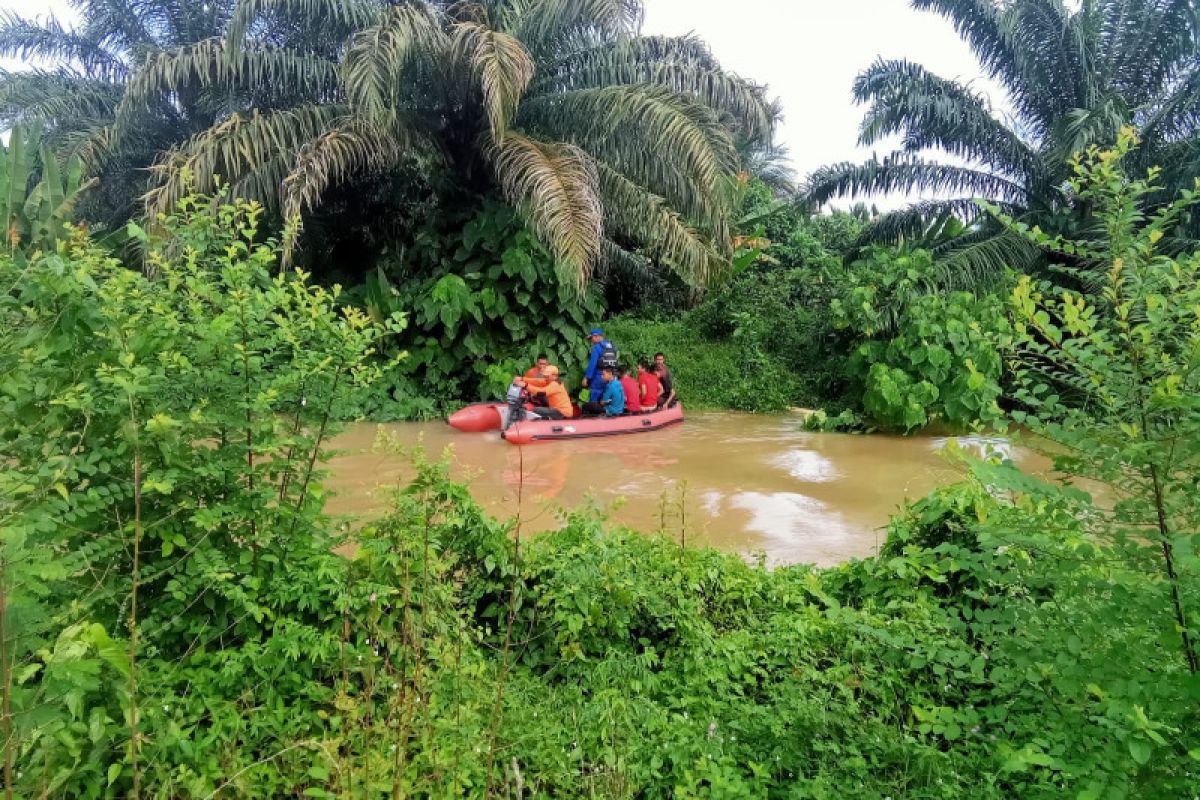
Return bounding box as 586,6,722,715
805,0,1200,287
0,0,249,228
5,0,775,290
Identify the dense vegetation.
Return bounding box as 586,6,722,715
2,0,1200,796
0,0,772,290
2,126,1198,798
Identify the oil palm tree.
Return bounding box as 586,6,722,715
19,0,773,289
805,0,1200,287
0,0,251,227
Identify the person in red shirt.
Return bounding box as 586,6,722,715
636,360,660,409
618,365,641,413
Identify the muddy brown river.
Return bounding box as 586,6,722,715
325,412,1046,567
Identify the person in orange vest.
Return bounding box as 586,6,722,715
514,365,573,419
524,354,550,380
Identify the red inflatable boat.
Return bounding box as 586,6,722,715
502,404,684,445
447,402,509,433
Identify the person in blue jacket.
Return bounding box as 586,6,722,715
581,327,618,402
582,366,625,416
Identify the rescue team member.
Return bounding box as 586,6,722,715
636,360,660,408
531,366,572,419
582,366,624,416
525,354,550,380
582,328,619,403
618,365,642,413
513,366,573,420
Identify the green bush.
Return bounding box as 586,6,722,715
833,249,1011,431
0,195,403,797
605,316,805,412
347,201,603,411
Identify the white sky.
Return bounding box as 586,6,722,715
2,0,1008,204
642,0,1008,205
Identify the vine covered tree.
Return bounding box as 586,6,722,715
805,0,1200,287
0,0,776,290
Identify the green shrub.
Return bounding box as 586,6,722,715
349,201,603,410
833,249,1011,431
0,195,403,797
605,316,805,412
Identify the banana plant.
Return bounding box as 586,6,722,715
0,122,94,255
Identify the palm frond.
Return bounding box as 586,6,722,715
854,58,1036,178
1141,68,1200,144
1099,0,1198,106
487,132,603,290
910,0,1059,130
536,40,773,143
117,38,338,120
75,0,157,55
546,33,720,71
739,140,797,196
57,122,117,171
225,0,379,51
1004,0,1089,113
282,118,427,220
597,236,658,282
142,104,347,215
0,11,128,78
928,227,1043,291
451,20,534,143
1048,95,1128,162
519,83,737,233
342,4,448,115
855,197,1004,245
804,154,1028,205
504,0,642,54
0,68,123,129
596,161,726,287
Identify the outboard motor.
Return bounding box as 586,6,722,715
503,381,526,431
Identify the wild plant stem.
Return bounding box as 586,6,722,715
484,446,524,798
294,365,343,517
1149,463,1198,673
236,295,257,545
127,395,143,800
1,556,12,800
392,546,414,800
277,380,308,503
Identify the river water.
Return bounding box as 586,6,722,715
325,411,1042,567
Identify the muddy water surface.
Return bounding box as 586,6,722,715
325,412,1042,567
